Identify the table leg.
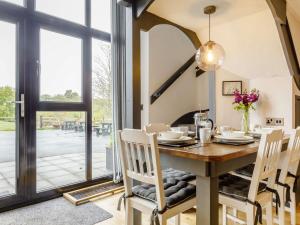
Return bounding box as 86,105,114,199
196,175,219,225
133,208,141,225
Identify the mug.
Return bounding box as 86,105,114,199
199,128,211,145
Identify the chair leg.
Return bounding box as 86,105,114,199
222,205,227,225
233,208,237,225
246,205,255,225
266,202,273,225
174,214,180,225
125,204,133,225
290,192,297,225
159,215,167,225
278,186,285,225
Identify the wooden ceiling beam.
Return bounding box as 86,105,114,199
266,0,300,89
136,0,155,18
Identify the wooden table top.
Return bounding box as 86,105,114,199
159,136,290,162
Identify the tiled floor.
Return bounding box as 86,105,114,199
0,152,112,197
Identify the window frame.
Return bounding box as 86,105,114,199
0,0,114,210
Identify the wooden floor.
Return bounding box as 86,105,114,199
93,193,300,225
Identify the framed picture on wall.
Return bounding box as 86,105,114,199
222,81,242,96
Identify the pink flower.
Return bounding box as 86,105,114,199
232,89,259,111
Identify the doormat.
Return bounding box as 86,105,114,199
64,181,124,205
0,197,112,225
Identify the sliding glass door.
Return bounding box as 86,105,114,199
0,0,113,210
0,20,17,198
0,9,26,208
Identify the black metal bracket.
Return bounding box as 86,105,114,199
196,66,205,77
150,54,205,104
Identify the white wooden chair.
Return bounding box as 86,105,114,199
118,129,196,225
144,123,196,186
276,127,300,225
144,123,170,133
220,129,284,225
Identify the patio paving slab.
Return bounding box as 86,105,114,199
47,175,83,187
1,150,111,197
38,165,62,173
40,170,72,179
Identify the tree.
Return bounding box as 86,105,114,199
64,90,80,101
40,90,80,102
0,86,15,118
92,41,112,122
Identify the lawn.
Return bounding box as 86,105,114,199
0,121,15,131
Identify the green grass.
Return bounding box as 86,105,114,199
0,121,15,131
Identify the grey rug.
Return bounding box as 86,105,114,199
0,198,112,225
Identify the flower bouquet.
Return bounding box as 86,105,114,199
233,89,259,133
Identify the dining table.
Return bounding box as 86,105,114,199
132,135,290,225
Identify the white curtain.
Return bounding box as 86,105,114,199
111,0,126,183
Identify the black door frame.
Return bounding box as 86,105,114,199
0,0,113,212
0,7,26,210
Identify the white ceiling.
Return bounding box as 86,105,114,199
148,0,269,33
287,0,300,21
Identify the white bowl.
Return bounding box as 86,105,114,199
222,131,245,138
171,126,189,136
160,131,183,139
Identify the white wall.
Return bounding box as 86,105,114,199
249,76,293,131
140,31,150,127
196,72,209,110
140,24,209,127
215,69,249,130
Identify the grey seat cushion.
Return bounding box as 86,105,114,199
235,164,255,177
162,168,195,182
132,177,196,208
219,174,267,201
235,164,281,181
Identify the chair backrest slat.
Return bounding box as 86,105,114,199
136,144,145,176
125,142,133,172
248,129,283,201
144,144,153,176
129,142,138,173
118,129,166,210
278,127,300,183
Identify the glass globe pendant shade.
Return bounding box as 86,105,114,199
196,40,225,71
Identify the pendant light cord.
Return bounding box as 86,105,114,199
209,13,211,41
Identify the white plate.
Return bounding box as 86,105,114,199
158,136,192,143
215,135,254,142
222,131,245,139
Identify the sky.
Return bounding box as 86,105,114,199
0,0,111,96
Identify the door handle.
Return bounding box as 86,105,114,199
10,94,24,118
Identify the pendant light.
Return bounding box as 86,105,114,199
196,5,225,71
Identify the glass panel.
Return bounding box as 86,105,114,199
91,0,111,33
0,0,23,6
37,112,86,191
35,0,84,25
40,29,82,102
92,39,113,178
0,21,16,197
